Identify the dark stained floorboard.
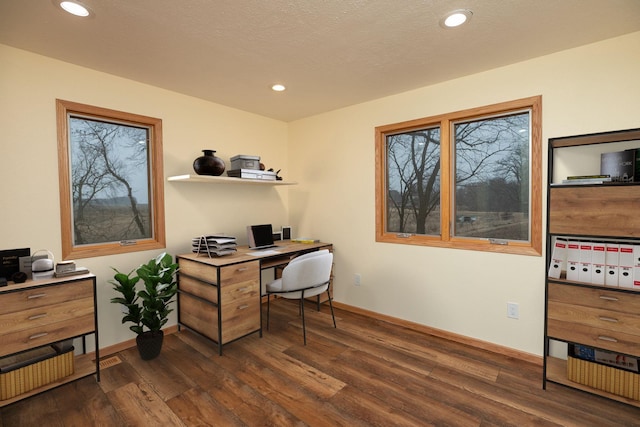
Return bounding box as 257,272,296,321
2,299,639,426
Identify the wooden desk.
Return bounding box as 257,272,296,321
176,241,332,354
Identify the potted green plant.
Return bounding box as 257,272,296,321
110,252,178,360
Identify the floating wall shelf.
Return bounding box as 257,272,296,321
167,174,297,186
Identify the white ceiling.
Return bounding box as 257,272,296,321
1,1,639,122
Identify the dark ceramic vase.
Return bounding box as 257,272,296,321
193,149,226,176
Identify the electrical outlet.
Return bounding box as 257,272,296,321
354,273,362,286
507,302,519,319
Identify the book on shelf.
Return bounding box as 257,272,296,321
559,175,612,185
566,174,611,180
601,149,636,182
54,267,89,278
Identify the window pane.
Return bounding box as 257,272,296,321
69,116,152,245
385,126,441,235
453,112,530,242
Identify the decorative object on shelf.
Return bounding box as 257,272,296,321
31,249,55,280
109,252,178,360
193,149,226,176
10,271,27,283
267,168,283,181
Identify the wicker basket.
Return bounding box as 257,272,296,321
0,347,74,400
567,356,640,401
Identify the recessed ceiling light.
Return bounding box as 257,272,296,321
441,9,472,28
60,1,90,17
271,84,286,92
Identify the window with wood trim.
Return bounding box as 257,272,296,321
56,99,166,259
375,96,542,256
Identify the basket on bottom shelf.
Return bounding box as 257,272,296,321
567,356,640,401
0,345,75,400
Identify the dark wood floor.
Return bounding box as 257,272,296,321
2,300,639,426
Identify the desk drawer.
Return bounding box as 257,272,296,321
547,318,640,356
548,283,640,314
0,279,93,315
221,296,260,343
179,275,218,304
1,313,95,357
178,293,218,342
221,277,259,303
178,258,217,284
220,262,259,286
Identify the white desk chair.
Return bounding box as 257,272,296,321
265,249,336,345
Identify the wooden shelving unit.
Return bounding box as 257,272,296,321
544,128,640,407
167,174,297,186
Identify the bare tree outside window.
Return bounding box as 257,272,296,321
386,126,441,235
376,96,542,256
57,100,166,259
453,112,530,241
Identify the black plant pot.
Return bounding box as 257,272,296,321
136,330,164,360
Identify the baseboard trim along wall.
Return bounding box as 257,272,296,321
332,301,542,366
99,306,541,366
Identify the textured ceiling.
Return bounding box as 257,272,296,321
1,0,639,121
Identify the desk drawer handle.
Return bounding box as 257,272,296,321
27,293,47,299
238,304,249,310
599,316,619,323
237,267,248,272
598,335,618,343
238,287,250,292
28,313,47,320
29,332,49,340
599,295,619,302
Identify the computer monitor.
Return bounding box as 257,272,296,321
247,224,276,249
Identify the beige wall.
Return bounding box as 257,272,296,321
0,44,289,349
288,31,640,356
2,31,639,356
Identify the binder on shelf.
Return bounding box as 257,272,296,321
579,241,593,284
605,243,620,287
548,238,567,279
634,245,640,290
566,240,581,282
591,243,606,286
619,244,635,289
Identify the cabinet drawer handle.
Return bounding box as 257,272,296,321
598,316,619,323
27,293,47,299
28,313,47,320
237,267,248,272
599,295,619,302
29,332,49,340
597,335,618,343
238,287,249,292
238,304,249,310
